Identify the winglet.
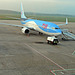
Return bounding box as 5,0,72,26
21,3,27,19
66,18,68,25
57,18,68,26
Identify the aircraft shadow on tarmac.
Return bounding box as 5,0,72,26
34,42,46,44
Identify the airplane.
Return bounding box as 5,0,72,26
0,3,68,45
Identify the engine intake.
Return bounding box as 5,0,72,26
22,27,29,34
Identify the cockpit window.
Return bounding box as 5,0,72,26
55,28,60,29
52,27,60,29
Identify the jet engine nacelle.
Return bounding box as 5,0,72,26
22,27,29,34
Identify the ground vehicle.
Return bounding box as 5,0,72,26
47,36,59,45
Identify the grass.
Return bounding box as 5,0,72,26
0,14,75,22
28,15,75,22
0,15,20,20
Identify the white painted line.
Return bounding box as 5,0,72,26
25,43,65,70
60,72,64,74
0,55,14,57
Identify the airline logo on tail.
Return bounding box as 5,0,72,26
21,3,27,19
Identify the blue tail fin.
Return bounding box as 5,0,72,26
21,3,27,19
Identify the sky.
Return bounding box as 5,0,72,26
0,0,75,15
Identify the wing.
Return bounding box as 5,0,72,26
57,18,68,26
0,23,25,27
0,23,36,30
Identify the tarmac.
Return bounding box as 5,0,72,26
0,20,75,75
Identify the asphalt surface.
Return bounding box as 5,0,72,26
0,20,75,75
